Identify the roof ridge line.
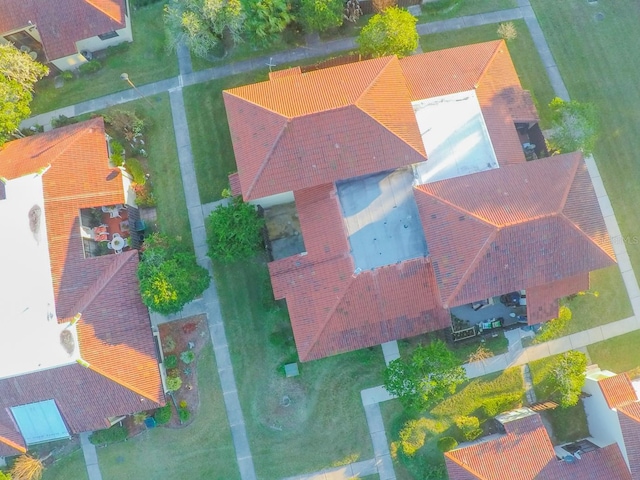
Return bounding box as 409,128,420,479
558,211,617,262
444,450,489,479
303,255,356,360
415,186,499,228
225,90,294,119
474,39,505,89
245,120,288,199
66,251,137,319
354,56,395,104
445,229,498,307
558,152,582,215
0,435,27,454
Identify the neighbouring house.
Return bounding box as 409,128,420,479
444,407,632,479
582,366,640,479
0,118,164,458
223,40,615,361
0,0,132,71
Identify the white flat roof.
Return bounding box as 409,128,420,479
413,90,499,184
0,174,78,380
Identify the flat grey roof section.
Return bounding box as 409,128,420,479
413,90,499,184
337,168,427,271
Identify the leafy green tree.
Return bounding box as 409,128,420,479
356,6,418,58
206,196,265,261
0,470,11,480
164,0,245,58
384,340,466,411
137,234,210,315
242,0,293,47
298,0,343,33
548,97,599,155
0,44,48,145
549,350,587,408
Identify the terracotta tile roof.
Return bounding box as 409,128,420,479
598,373,637,409
223,56,426,200
228,172,242,197
526,273,589,324
414,153,616,307
0,421,27,456
0,119,163,448
0,0,126,61
446,413,632,480
269,184,449,361
268,66,302,79
617,403,640,480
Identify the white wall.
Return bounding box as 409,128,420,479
583,375,629,466
249,191,294,209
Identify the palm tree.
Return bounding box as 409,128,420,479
11,455,44,480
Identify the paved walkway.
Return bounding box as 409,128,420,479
80,432,102,480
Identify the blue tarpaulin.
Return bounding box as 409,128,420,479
11,400,69,444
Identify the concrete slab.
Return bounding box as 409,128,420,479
364,404,386,434
230,423,253,459
586,327,605,345
602,316,638,339
631,297,640,317
214,345,233,370
597,195,614,217
621,269,640,300
568,330,591,349
224,389,245,426
604,214,623,239
361,386,395,405
381,341,400,365
237,457,257,480
351,459,377,476
464,361,487,378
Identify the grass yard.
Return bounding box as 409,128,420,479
528,355,589,443
31,3,178,114
42,449,88,480
531,0,640,277
421,20,556,126
213,256,385,478
418,0,516,23
381,368,525,479
588,330,640,376
96,344,240,480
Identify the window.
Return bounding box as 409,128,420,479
98,30,119,40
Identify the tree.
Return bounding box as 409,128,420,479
549,350,587,408
206,196,265,261
0,44,48,145
10,455,43,480
242,0,294,47
356,6,418,58
137,233,211,315
164,0,245,58
298,0,343,33
383,340,467,411
548,97,599,155
0,470,11,480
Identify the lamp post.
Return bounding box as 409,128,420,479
120,73,154,108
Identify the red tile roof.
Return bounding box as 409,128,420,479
526,274,590,324
617,403,640,480
446,412,632,479
0,0,126,61
0,119,163,453
598,373,638,409
224,56,426,200
269,184,449,361
414,153,615,308
228,172,242,197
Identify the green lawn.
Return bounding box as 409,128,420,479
381,368,524,479
531,0,640,277
42,449,88,480
31,3,178,114
528,355,589,443
96,344,240,480
213,256,384,478
421,20,556,126
419,0,516,23
588,330,640,376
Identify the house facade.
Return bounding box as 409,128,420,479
0,0,132,71
223,40,615,361
0,118,164,457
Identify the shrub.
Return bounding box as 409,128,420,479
89,425,128,445
110,152,124,167
103,110,145,141
78,60,102,74
298,0,344,33
0,470,11,480
132,183,156,207
179,400,188,409
497,21,517,40
532,306,572,344
125,157,147,184
164,354,177,369
51,114,78,128
132,0,164,6
269,324,295,349
110,139,124,155
392,418,431,457
61,70,74,81
455,416,482,441
154,404,172,424
162,336,176,352
356,6,418,58
166,375,183,391
437,436,458,452
207,197,265,262
166,368,179,378
133,412,148,425
137,233,211,314
10,455,43,480
180,350,195,364
482,393,523,417
178,407,191,423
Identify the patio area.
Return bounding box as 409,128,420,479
450,296,527,327
80,205,144,257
